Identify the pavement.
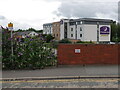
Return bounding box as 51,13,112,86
2,65,119,80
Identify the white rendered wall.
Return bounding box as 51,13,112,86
29,32,38,36
77,25,84,41
83,24,97,41
60,19,69,40
43,26,52,34
68,25,76,39
60,24,64,40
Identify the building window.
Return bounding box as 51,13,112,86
71,28,73,31
80,34,82,37
80,27,82,31
71,34,73,37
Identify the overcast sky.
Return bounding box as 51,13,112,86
0,0,119,30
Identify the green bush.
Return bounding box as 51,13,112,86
76,41,93,44
59,39,72,43
2,33,57,70
51,40,59,49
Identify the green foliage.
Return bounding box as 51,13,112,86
2,32,57,70
76,41,93,44
27,28,36,32
51,40,59,49
45,34,54,43
59,39,72,43
111,23,120,42
2,29,12,68
35,30,43,33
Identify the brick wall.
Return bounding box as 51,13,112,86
118,44,120,64
58,44,119,65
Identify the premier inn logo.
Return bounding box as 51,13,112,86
60,20,63,24
100,26,110,35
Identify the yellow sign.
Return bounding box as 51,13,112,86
8,22,13,27
100,35,109,36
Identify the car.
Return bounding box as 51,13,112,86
109,42,116,44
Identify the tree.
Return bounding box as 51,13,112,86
117,23,120,42
2,28,12,69
46,34,54,43
111,22,120,42
27,28,36,32
35,30,43,33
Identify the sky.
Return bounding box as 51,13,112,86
0,0,119,30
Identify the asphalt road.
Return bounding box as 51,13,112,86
2,78,119,88
2,65,119,79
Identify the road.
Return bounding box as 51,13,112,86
2,65,119,88
2,78,119,88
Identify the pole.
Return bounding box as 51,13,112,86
8,22,13,56
11,28,13,56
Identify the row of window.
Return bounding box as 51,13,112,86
71,34,82,37
43,25,52,28
53,24,59,27
69,21,110,25
53,29,60,32
71,27,82,31
53,34,59,37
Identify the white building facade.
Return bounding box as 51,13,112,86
43,23,52,34
60,18,113,43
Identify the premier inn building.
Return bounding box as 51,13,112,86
43,18,113,43
60,18,113,43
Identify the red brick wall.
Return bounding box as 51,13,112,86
58,44,119,65
118,44,120,64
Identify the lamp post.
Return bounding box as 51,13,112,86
8,22,13,56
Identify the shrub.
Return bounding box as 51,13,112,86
59,39,72,43
51,40,59,49
2,34,57,70
76,41,93,44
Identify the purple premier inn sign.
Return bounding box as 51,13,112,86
100,26,110,35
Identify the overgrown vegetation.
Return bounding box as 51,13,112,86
2,29,57,70
111,23,120,42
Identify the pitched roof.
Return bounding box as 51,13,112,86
15,31,35,36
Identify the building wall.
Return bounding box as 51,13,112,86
68,25,76,39
60,19,70,40
83,24,97,41
77,25,84,41
52,22,60,40
28,32,38,37
60,23,64,40
58,44,119,65
43,24,52,34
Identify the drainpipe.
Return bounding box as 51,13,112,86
97,22,99,44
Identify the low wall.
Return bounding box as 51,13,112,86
58,44,119,65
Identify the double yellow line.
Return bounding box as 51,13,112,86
1,78,119,83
